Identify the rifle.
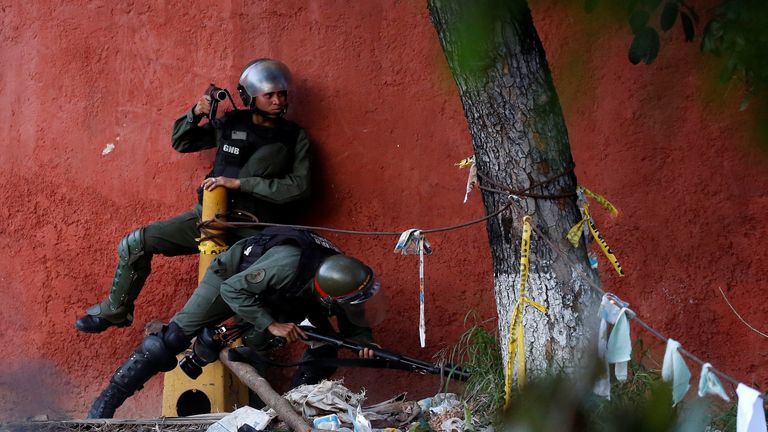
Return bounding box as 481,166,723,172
180,323,471,382
297,326,472,382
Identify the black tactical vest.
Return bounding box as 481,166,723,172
237,227,342,299
197,111,301,219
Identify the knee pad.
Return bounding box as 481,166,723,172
139,335,179,372
117,228,145,265
163,322,192,353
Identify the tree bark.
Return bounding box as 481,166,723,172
428,0,600,381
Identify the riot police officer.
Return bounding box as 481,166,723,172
87,228,379,419
76,59,312,333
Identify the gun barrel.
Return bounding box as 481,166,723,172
301,327,471,381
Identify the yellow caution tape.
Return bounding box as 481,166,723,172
198,240,228,255
582,205,624,276
504,216,548,409
455,155,475,169
566,217,588,248
517,217,532,302
578,186,618,216
567,186,624,275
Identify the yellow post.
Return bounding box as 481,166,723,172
197,187,229,280
161,188,249,416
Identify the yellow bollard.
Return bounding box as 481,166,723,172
161,188,249,416
196,187,229,281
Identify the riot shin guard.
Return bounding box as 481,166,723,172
87,323,190,418
76,229,150,333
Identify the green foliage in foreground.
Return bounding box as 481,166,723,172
445,318,737,431
582,0,768,106
443,315,506,421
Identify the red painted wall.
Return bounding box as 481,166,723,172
0,0,764,419
536,0,768,392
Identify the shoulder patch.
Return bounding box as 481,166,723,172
231,130,247,140
246,269,266,284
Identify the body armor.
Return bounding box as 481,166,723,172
197,111,301,220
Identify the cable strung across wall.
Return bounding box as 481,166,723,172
197,165,763,410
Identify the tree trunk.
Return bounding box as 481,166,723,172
428,0,600,382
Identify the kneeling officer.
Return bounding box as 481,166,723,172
88,227,380,418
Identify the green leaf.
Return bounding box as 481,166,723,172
644,28,661,63
629,37,645,64
660,2,678,31
629,10,650,34
681,12,694,42
585,0,600,13
629,27,661,64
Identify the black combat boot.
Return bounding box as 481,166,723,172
87,328,184,418
75,299,133,333
87,348,159,419
75,315,131,333
88,382,132,418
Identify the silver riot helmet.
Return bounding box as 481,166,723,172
237,59,292,117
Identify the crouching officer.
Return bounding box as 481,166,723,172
87,228,380,419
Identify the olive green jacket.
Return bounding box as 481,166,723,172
173,241,373,344
171,108,311,220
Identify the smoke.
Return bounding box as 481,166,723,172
0,359,70,420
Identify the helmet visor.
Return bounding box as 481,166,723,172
314,277,381,306
335,278,381,305
340,285,388,327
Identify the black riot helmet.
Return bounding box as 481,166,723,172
237,59,292,118
313,255,380,308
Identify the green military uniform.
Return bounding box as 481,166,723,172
172,240,372,345
87,230,377,419
172,238,372,388
172,107,312,222
77,107,312,331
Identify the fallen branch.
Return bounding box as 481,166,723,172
219,348,312,432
